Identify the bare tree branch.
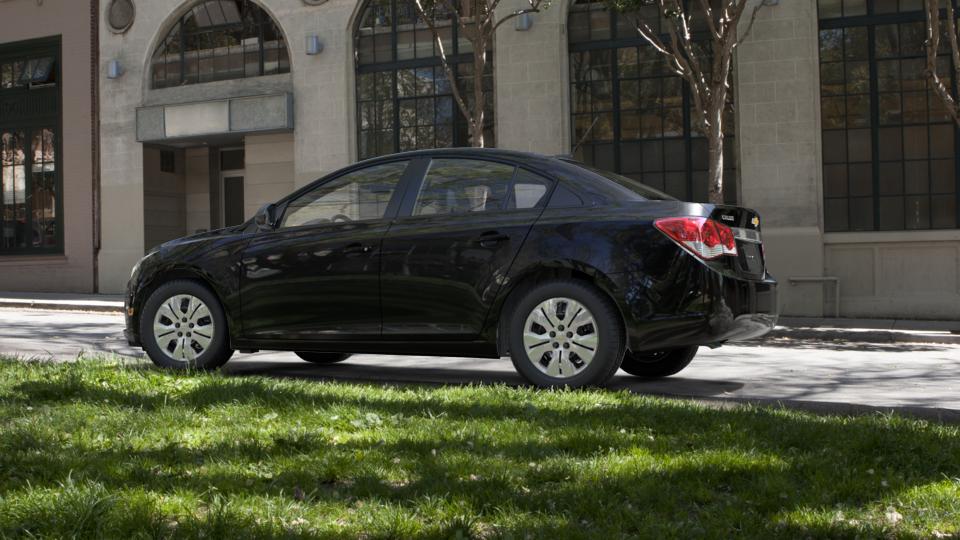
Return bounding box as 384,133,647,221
697,0,721,41
925,0,960,126
412,0,475,133
629,0,767,203
733,0,764,50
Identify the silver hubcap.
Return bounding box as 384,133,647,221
523,297,599,379
152,294,215,363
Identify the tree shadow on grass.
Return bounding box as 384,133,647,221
2,361,959,538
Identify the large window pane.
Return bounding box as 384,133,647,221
30,128,57,248
151,0,289,89
819,10,960,231
1,131,28,249
356,0,494,159
567,0,735,202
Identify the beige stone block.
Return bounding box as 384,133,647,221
738,82,777,104
247,138,296,165
826,247,875,298
245,162,296,189
753,60,798,83
773,38,814,61
878,245,959,296
755,102,798,124
775,79,815,103
739,124,779,147
750,19,797,41
761,226,826,316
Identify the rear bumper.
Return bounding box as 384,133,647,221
611,264,778,353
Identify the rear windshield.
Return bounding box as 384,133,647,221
561,159,676,201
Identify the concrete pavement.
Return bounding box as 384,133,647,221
0,308,958,420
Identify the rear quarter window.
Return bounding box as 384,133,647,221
558,159,676,202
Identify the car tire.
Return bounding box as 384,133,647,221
296,352,352,364
140,280,233,370
619,346,698,378
508,279,625,389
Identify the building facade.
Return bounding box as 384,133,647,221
0,0,98,292
2,0,958,319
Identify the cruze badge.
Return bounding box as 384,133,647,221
721,215,735,222
751,216,760,227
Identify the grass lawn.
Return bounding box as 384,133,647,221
0,358,957,539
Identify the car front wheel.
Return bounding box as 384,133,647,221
619,346,698,378
296,352,352,364
139,280,233,370
508,280,625,388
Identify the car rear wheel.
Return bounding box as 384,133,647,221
508,280,625,388
619,346,698,378
296,352,352,364
140,280,233,370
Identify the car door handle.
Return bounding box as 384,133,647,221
343,243,372,255
474,231,510,248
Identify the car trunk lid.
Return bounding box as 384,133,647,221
709,206,766,279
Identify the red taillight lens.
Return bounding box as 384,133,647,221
654,217,738,260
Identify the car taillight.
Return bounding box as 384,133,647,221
654,217,738,260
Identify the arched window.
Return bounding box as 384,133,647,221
567,0,736,203
151,0,290,89
354,0,494,160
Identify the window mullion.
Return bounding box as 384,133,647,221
612,47,621,174
867,24,880,231
23,127,33,252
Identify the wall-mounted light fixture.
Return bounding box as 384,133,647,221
306,35,323,55
107,59,124,79
515,12,533,31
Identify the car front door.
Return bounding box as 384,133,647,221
240,160,411,341
380,157,554,340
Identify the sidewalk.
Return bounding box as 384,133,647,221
0,291,124,313
0,291,958,345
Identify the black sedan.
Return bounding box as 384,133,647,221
125,148,777,388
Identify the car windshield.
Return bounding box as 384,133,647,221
561,159,676,201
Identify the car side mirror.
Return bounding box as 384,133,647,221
254,203,278,231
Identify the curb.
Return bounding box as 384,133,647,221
0,300,124,314
765,327,960,346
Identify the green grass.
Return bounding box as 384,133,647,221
0,358,958,539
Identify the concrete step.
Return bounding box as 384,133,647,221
770,317,960,346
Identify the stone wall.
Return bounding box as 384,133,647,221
736,0,826,316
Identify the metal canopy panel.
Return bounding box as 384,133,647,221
136,92,293,143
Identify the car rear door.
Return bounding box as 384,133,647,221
239,160,412,341
379,157,553,340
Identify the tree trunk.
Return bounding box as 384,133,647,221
706,104,725,205
471,45,487,147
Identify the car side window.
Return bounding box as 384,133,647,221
413,159,515,216
279,161,407,228
507,168,552,210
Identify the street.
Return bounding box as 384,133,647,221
1,308,958,415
